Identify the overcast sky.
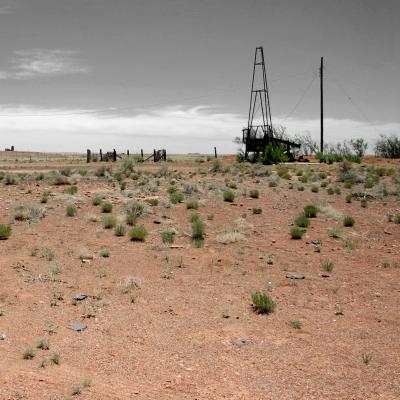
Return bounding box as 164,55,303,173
0,0,399,153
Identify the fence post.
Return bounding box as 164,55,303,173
100,149,103,162
86,149,91,163
214,147,217,158
127,149,129,157
113,149,117,162
141,149,143,159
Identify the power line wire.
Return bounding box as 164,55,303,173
281,71,317,123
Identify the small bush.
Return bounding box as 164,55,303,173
36,339,49,350
65,186,78,195
192,217,205,240
170,192,184,204
148,198,159,206
322,261,334,272
311,186,319,193
295,215,309,228
161,230,175,244
251,291,276,314
269,181,278,188
101,202,113,213
252,208,262,214
126,212,137,226
92,195,102,206
66,205,77,217
41,189,51,203
114,224,126,236
328,227,343,238
186,199,199,209
290,226,305,239
223,190,235,202
0,224,11,240
345,194,352,203
343,216,355,227
297,185,304,191
100,248,110,257
129,225,148,241
102,216,116,229
249,189,259,199
50,352,60,365
361,199,368,208
22,348,36,360
303,204,317,218
327,187,335,195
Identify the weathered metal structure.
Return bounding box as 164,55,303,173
242,47,300,159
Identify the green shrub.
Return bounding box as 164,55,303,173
261,144,288,165
290,226,305,239
223,190,235,202
129,225,148,241
22,348,36,360
327,187,335,195
299,175,308,183
148,198,159,206
303,204,317,218
92,195,102,206
100,248,110,257
114,224,126,236
186,199,199,209
102,215,116,229
320,181,328,188
192,217,205,240
251,291,276,314
249,189,259,199
295,215,309,228
161,230,175,244
65,186,78,195
66,205,77,217
311,186,319,193
297,185,304,191
343,216,355,227
252,208,262,214
170,192,184,204
328,227,343,238
101,202,113,213
345,194,352,203
41,189,51,203
361,199,368,208
126,212,137,226
0,224,12,240
321,261,334,272
269,181,278,188
36,339,49,350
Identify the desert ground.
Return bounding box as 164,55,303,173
0,153,399,400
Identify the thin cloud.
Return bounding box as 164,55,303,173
0,49,90,79
0,104,398,153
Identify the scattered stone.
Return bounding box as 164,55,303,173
310,239,321,245
321,274,330,278
153,220,161,224
0,333,6,340
67,323,87,332
286,274,305,280
73,293,88,301
267,255,274,265
231,338,251,347
81,259,91,264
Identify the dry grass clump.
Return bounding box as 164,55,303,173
14,205,46,223
215,231,245,244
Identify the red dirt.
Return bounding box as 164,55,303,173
0,159,399,399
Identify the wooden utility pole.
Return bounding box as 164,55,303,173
320,57,324,153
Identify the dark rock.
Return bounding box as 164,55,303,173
0,333,6,340
321,274,330,278
286,274,305,280
153,220,161,224
67,323,87,332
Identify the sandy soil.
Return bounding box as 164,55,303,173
0,158,399,399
